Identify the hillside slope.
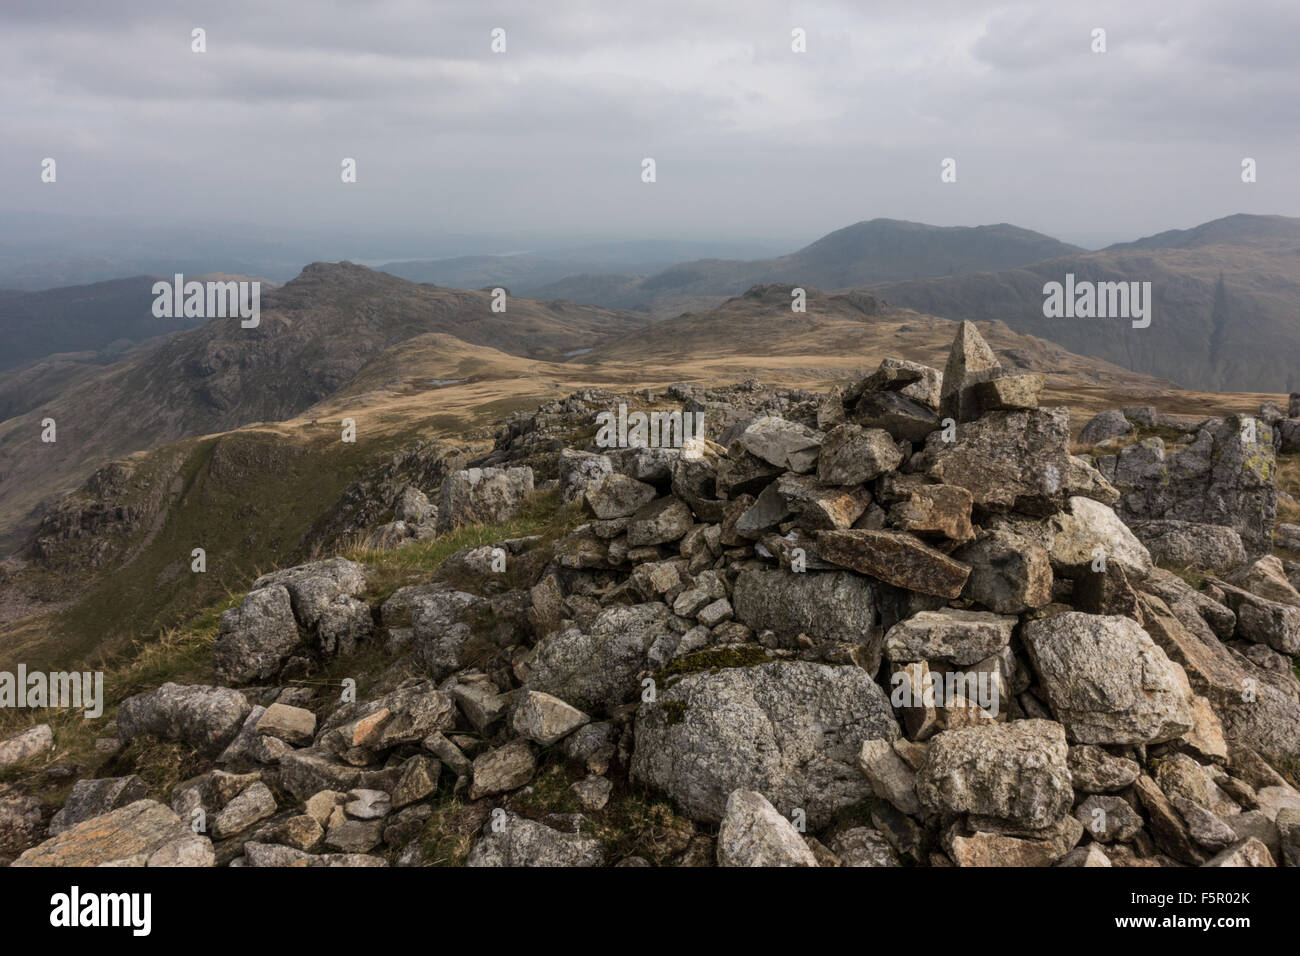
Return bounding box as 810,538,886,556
0,263,645,552
0,275,211,371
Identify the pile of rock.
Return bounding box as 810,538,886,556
10,321,1300,868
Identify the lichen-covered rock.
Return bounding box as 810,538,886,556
212,585,301,685
408,587,489,679
1139,593,1300,764
1204,837,1276,867
49,775,148,836
888,484,974,542
1113,415,1277,554
252,557,369,629
817,424,903,485
626,496,694,546
915,720,1072,828
1077,409,1133,445
117,683,251,755
211,781,277,838
256,702,317,746
1067,745,1140,793
467,811,605,866
1023,612,1192,745
732,567,881,661
318,681,457,759
945,817,1083,866
716,790,818,867
436,466,534,533
0,724,53,770
816,528,971,599
939,321,1001,423
1074,794,1143,842
1065,454,1122,506
631,661,899,827
777,474,870,531
526,603,672,712
827,827,900,867
584,473,657,519
913,407,1072,517
1128,520,1246,572
13,800,213,867
952,529,1052,614
511,690,591,746
736,416,824,474
883,608,1017,666
1047,496,1152,581
0,790,43,855
558,449,614,504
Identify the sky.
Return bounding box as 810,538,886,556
2,0,1298,252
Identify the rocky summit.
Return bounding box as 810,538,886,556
4,321,1300,870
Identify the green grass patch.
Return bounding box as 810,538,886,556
656,645,773,684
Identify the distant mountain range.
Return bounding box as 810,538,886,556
866,214,1300,393
382,220,1082,314
4,212,1299,554
384,213,1300,393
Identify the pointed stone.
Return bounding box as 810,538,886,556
940,321,1001,423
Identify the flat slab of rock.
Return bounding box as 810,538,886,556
883,608,1016,666
631,660,899,827
256,702,317,746
469,739,536,800
1023,612,1193,745
13,800,213,867
736,417,823,473
212,782,277,838
815,529,970,599
888,484,974,542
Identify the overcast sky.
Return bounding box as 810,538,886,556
3,0,1297,251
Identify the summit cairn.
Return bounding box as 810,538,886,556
12,322,1298,869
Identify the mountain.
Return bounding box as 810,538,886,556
865,214,1300,393
0,276,212,371
0,262,644,553
526,220,1083,314
376,238,790,300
